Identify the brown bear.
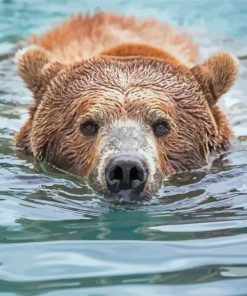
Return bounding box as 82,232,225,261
15,12,238,202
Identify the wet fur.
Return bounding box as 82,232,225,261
15,12,238,199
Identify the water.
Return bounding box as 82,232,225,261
0,0,247,295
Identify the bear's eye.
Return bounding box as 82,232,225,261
152,120,170,138
80,120,99,136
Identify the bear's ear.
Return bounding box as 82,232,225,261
15,46,64,98
191,52,238,107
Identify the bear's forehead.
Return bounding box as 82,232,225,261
63,57,198,92
51,57,203,110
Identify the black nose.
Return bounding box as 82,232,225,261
105,155,148,194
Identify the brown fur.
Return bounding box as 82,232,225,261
29,12,198,66
15,12,238,199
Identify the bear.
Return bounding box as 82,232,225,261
15,12,238,202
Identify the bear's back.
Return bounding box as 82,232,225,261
29,12,199,66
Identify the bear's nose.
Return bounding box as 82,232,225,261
105,155,148,195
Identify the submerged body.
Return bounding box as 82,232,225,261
15,12,238,201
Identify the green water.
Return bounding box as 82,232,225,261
0,1,247,295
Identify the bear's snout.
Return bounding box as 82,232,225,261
105,155,148,198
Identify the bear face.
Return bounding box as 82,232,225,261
15,46,238,201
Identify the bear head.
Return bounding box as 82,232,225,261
15,46,238,201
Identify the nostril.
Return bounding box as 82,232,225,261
111,166,123,181
130,167,143,181
106,155,148,195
